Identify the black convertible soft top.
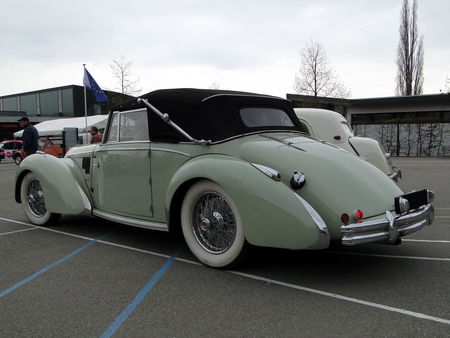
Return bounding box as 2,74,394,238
112,88,305,142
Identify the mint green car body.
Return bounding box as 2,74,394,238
14,89,433,268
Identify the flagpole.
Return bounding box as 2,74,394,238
83,64,88,138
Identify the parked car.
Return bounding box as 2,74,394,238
13,136,66,165
295,108,401,181
14,89,434,268
0,140,23,162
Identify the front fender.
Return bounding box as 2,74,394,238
15,154,89,214
166,154,328,250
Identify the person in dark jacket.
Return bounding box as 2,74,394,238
18,117,39,156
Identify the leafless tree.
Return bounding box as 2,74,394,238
436,124,445,156
209,81,221,89
110,57,142,96
423,123,441,156
405,124,413,156
415,123,425,156
395,0,424,96
443,76,450,93
294,40,351,98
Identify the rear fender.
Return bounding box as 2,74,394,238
166,155,328,250
349,137,391,174
15,154,90,214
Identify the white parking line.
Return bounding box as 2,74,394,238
326,251,450,261
228,271,450,325
403,239,450,244
0,228,37,236
1,216,448,263
0,216,200,265
1,216,449,325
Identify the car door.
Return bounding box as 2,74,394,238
91,109,153,219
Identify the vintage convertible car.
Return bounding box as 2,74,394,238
15,89,434,268
295,108,401,181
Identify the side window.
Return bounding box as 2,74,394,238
240,108,295,128
106,113,119,142
119,110,149,142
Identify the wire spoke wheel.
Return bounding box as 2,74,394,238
181,180,247,269
192,192,237,254
20,172,60,226
26,179,47,218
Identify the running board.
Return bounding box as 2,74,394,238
92,209,167,231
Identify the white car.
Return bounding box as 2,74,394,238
295,108,401,181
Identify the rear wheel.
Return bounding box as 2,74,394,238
181,180,246,268
20,172,60,226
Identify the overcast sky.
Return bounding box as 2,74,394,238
0,0,448,99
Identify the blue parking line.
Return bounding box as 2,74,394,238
100,247,184,338
0,232,110,299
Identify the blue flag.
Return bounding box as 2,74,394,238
83,68,109,102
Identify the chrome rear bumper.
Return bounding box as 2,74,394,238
341,204,434,245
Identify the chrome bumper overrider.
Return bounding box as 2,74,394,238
388,169,402,182
341,204,434,245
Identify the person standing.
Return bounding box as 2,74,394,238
18,117,39,156
89,126,102,144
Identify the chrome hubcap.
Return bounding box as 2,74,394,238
26,179,47,218
200,218,211,230
192,192,236,254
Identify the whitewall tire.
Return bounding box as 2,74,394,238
20,172,60,226
181,180,246,268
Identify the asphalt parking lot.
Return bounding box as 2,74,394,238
0,157,449,337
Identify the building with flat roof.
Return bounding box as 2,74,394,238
287,92,450,156
0,85,133,140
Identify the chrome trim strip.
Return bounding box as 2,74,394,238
151,148,192,157
251,163,281,181
341,204,434,245
261,134,306,152
96,145,150,152
209,130,306,145
294,193,330,249
92,209,167,231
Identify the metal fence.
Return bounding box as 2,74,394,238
353,123,450,156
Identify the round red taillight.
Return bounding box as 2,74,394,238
334,135,341,140
355,209,364,219
341,213,350,224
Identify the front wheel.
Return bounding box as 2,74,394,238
20,172,60,226
181,180,247,269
